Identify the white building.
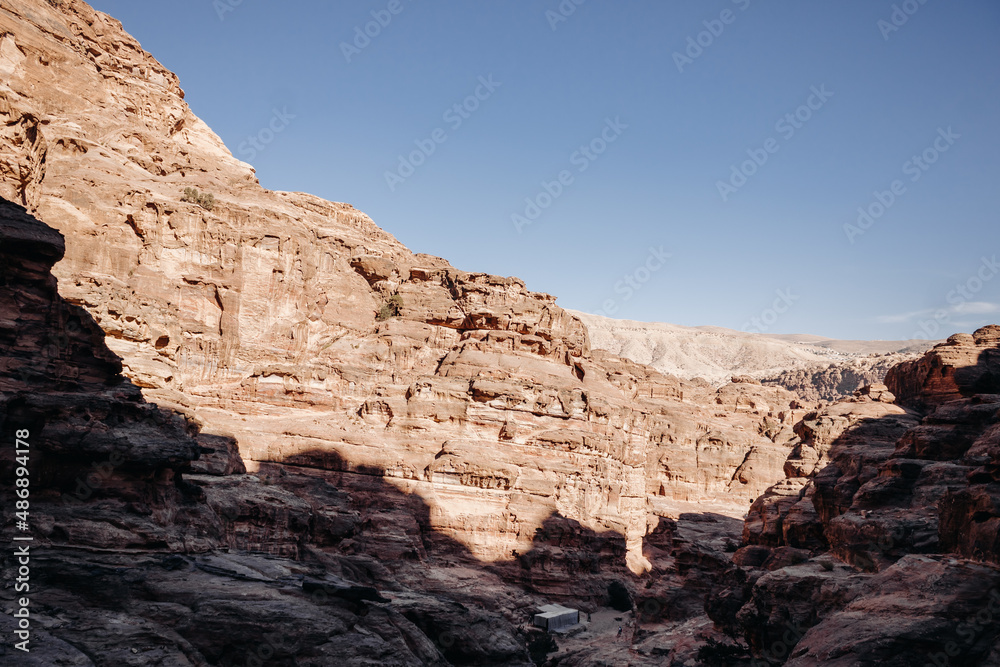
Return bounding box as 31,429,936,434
533,604,580,632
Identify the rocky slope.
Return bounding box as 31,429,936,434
2,2,998,666
707,326,1000,665
0,192,754,667
0,1,822,664
759,354,914,403
572,310,932,402
2,196,532,666
0,0,823,574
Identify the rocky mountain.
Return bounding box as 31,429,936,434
0,195,534,666
0,0,816,565
0,2,809,664
571,310,934,402
759,354,915,404
1,1,998,666
708,327,1000,665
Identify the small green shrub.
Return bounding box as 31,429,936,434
182,187,215,210
376,293,403,321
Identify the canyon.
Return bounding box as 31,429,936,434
0,1,998,666
573,311,934,402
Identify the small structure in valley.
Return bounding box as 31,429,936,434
532,604,580,632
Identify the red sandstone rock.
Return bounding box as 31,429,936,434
0,0,806,580
710,333,1000,665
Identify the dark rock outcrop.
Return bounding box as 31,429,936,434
887,328,1000,410
762,354,918,403
709,330,1000,665
0,197,534,666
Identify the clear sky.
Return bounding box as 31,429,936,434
88,0,1000,341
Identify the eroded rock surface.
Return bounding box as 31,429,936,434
0,0,807,577
761,354,919,403
4,2,997,666
572,310,930,401
709,330,1000,665
0,196,542,665
0,2,820,664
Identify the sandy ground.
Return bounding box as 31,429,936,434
544,607,638,665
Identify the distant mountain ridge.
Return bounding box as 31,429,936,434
570,310,938,401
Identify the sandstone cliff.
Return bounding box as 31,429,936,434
4,2,997,666
0,0,819,566
0,2,817,664
708,327,1000,665
2,196,535,665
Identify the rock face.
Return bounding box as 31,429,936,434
0,196,540,666
760,354,917,403
0,0,810,572
887,329,1000,410
5,2,996,666
0,2,819,665
708,329,1000,665
0,191,786,667
571,310,931,402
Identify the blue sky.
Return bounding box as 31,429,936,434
89,0,1000,340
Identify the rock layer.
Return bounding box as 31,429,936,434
0,2,822,665
0,195,543,666
709,329,1000,665
4,2,996,666
572,309,931,401
0,194,782,666
760,354,918,403
0,0,806,575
